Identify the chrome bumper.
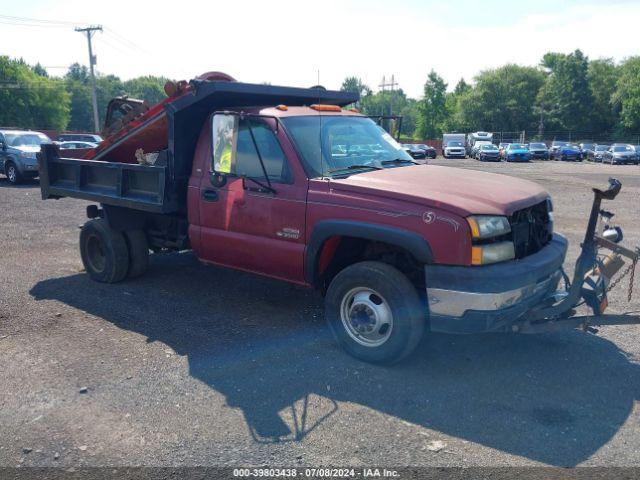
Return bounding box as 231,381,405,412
425,234,568,333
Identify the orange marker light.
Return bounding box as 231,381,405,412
275,104,288,111
471,246,483,265
310,104,342,112
466,217,480,238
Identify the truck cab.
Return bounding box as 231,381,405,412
39,76,638,364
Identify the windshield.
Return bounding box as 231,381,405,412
510,144,526,149
481,145,498,150
595,145,609,151
582,144,594,149
613,145,633,152
5,133,50,147
447,141,463,147
530,143,546,148
281,116,413,177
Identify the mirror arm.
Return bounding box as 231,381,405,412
241,175,276,194
245,117,275,192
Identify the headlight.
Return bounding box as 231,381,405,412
471,242,515,265
466,215,511,239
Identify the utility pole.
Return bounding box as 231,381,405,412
75,25,103,133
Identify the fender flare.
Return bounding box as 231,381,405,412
305,220,434,285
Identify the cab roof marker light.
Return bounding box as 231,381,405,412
310,104,342,112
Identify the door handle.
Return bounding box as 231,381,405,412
202,189,219,202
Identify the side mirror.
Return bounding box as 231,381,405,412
0,141,5,151
210,113,238,177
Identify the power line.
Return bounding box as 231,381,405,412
0,14,88,26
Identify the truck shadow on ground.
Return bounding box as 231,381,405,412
30,251,640,466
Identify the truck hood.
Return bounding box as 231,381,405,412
329,165,548,217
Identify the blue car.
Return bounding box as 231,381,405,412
504,143,530,162
559,144,582,162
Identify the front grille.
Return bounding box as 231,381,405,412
509,201,552,259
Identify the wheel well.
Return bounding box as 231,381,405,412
316,236,425,292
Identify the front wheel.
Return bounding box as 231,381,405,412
325,261,425,364
5,161,22,185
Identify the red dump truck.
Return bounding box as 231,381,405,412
39,73,640,364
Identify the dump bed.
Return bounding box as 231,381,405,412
39,80,358,214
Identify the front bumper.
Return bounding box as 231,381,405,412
445,150,465,157
20,162,40,177
425,234,568,333
530,151,549,159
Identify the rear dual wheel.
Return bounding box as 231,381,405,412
80,219,149,283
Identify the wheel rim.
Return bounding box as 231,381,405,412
86,233,106,273
7,165,16,182
340,287,393,347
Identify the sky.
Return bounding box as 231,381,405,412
1,0,639,98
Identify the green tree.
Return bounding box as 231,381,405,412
458,65,545,132
340,76,372,98
123,75,168,105
612,56,640,134
538,49,593,132
588,58,618,133
414,70,448,139
360,89,415,137
443,78,471,132
0,56,69,130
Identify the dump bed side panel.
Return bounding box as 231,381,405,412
39,144,172,213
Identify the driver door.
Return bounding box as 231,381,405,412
198,115,308,283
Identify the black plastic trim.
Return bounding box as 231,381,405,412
305,220,434,285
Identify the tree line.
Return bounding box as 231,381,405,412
2,49,640,141
342,50,640,142
0,56,168,132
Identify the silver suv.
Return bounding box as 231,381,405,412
0,130,52,184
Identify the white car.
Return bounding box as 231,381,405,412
59,141,98,150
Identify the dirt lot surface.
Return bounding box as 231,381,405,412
1,158,639,468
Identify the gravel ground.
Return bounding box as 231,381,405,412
0,158,639,468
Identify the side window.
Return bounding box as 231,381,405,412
235,119,291,183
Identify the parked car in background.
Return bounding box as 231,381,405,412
579,142,595,159
442,140,466,159
603,144,639,165
588,145,610,162
0,129,51,184
401,144,427,160
58,133,103,144
476,143,501,161
442,133,465,157
504,143,530,162
415,143,437,159
470,140,493,158
558,144,582,161
465,131,493,157
528,142,550,160
59,141,98,150
549,140,570,160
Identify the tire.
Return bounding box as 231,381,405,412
79,219,130,283
325,261,425,364
5,161,22,185
124,229,149,278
